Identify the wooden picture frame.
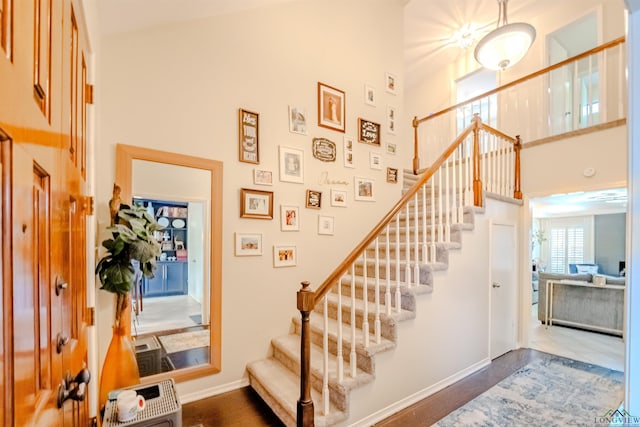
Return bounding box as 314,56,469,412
240,188,273,219
273,244,297,268
279,146,304,183
354,177,375,201
358,118,381,146
306,189,322,209
318,215,335,235
239,108,259,164
318,82,346,133
235,233,263,256
387,167,398,183
280,205,300,231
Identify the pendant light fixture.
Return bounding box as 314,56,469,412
474,0,536,71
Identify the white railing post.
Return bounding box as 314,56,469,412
337,279,343,382
413,193,420,287
350,265,357,378
322,295,330,415
384,225,391,316
405,204,411,284
374,238,381,344
421,184,428,262
430,174,437,263
362,252,370,348
395,215,402,313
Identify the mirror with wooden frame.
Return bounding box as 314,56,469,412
115,143,222,383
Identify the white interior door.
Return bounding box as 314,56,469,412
490,222,517,359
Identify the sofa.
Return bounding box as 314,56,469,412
536,271,625,336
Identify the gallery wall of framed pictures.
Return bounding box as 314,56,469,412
234,71,404,268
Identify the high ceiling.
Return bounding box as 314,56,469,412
96,0,551,87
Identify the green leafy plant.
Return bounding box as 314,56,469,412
96,204,162,327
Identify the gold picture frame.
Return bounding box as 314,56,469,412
240,188,273,219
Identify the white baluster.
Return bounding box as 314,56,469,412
444,158,451,242
587,54,593,127
601,50,608,123
323,295,330,415
405,204,411,284
350,265,357,378
457,145,464,223
385,225,391,316
437,168,443,243
362,252,369,347
395,215,402,313
413,193,420,287
374,238,381,344
573,61,579,130
421,184,428,262
337,280,343,382
430,174,437,263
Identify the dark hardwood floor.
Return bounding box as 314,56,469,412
182,348,544,427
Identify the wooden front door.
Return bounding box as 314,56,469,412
0,0,92,425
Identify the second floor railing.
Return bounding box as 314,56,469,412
412,37,626,173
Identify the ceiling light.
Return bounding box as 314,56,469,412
474,0,536,71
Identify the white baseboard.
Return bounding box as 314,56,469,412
177,379,250,404
349,357,491,427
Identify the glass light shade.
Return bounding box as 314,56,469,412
474,22,536,70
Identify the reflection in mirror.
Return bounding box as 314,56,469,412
131,161,211,377
115,144,222,384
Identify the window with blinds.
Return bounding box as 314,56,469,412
550,226,584,273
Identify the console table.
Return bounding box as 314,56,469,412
545,279,625,336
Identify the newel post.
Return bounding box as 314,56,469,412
297,281,315,427
472,115,483,207
513,135,522,200
412,116,420,174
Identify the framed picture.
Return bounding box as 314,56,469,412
354,177,375,201
358,118,381,146
312,138,337,162
253,169,273,186
318,215,335,235
386,105,396,134
370,152,382,170
385,72,397,95
330,189,347,207
240,188,273,219
318,82,346,133
279,146,304,183
386,142,397,155
364,84,376,106
234,233,263,256
344,135,355,168
306,189,322,209
280,205,300,231
387,167,398,183
289,105,307,135
239,108,259,164
273,244,297,268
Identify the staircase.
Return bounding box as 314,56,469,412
247,117,520,426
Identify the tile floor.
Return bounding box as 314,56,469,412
132,294,202,336
528,303,624,371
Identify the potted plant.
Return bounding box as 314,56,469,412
95,192,163,408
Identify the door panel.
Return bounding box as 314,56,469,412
490,222,517,359
1,0,92,424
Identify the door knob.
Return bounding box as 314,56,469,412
492,282,501,288
57,368,91,408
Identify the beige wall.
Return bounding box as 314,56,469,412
96,0,406,398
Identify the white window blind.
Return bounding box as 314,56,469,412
550,226,585,273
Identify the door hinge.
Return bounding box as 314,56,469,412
86,84,94,104
88,307,95,326
81,195,94,215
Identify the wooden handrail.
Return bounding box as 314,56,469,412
311,119,479,308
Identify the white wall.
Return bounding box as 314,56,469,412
520,125,627,196
96,0,407,397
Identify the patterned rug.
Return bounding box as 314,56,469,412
435,354,624,426
158,330,209,354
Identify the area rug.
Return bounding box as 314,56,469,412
158,330,209,354
434,354,623,426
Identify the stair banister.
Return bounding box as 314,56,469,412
411,36,625,173
296,281,314,427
